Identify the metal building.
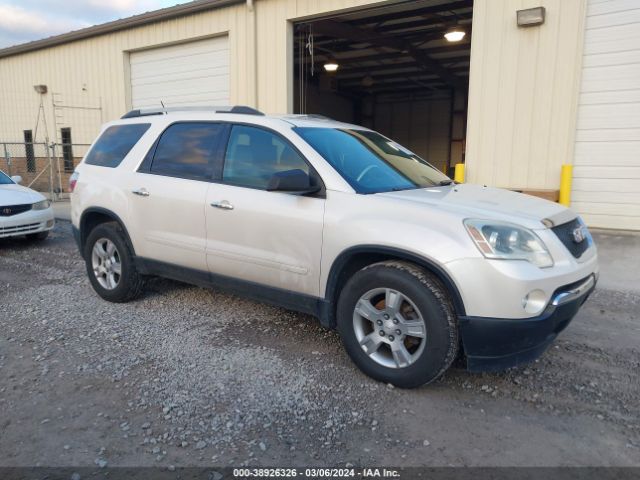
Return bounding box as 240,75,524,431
0,0,637,230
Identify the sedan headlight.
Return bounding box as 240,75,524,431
464,219,553,268
32,199,50,210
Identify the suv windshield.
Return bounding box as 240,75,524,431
295,127,451,194
0,171,14,185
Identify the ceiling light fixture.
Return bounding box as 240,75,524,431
444,26,466,42
323,57,339,72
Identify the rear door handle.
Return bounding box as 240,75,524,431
210,200,234,210
132,188,150,197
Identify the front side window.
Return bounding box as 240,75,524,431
151,123,225,180
223,125,310,189
295,127,451,194
85,124,150,168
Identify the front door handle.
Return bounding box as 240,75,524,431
210,200,234,210
132,188,150,197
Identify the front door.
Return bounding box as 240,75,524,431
205,124,325,296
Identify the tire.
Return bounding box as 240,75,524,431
337,260,458,388
27,231,49,241
84,221,144,303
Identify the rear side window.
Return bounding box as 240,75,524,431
85,124,150,168
150,123,225,181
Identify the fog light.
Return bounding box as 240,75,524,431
46,220,54,227
522,289,547,315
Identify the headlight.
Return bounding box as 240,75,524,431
32,200,50,210
464,219,553,268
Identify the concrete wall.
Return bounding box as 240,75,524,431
465,0,587,191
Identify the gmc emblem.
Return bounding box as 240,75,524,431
572,225,587,244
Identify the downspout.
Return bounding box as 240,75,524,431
247,0,259,109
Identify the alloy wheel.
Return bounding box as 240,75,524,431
91,237,122,290
352,287,427,369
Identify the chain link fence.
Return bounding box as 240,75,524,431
1,141,90,200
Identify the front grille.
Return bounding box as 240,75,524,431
0,204,32,216
551,218,590,259
0,222,41,237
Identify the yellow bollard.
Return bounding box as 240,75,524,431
559,164,573,206
454,163,465,183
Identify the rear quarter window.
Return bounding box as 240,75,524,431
84,123,150,168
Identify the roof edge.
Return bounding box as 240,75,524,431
0,0,245,60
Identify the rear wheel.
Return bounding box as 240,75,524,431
84,222,144,303
337,261,458,388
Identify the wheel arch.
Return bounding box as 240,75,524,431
322,245,466,328
79,207,135,259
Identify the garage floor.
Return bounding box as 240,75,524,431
0,222,638,468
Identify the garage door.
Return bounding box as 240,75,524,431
572,0,640,230
129,36,229,110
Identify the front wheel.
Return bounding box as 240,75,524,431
84,222,144,303
337,261,458,388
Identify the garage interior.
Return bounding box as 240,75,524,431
293,0,473,176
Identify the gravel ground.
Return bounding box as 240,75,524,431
0,221,638,468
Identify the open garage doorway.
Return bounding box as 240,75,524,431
293,0,472,176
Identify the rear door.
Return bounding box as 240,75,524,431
204,124,325,296
127,122,227,271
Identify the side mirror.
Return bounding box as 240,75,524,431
266,169,320,195
10,175,22,185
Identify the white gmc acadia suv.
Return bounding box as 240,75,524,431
70,106,598,388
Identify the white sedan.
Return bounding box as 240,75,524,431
0,170,55,240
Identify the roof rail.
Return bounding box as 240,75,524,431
120,105,264,119
300,114,334,121
280,113,334,121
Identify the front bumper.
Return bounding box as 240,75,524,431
0,207,55,238
459,274,596,372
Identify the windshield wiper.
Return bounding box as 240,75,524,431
438,180,454,186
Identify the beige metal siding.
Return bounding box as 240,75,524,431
0,0,597,210
0,0,383,145
253,0,383,114
572,0,640,230
465,0,587,191
0,3,248,144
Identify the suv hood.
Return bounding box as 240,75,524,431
0,184,43,207
377,184,575,229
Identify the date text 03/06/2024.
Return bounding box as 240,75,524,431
232,468,401,478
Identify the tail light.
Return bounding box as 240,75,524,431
69,171,79,193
